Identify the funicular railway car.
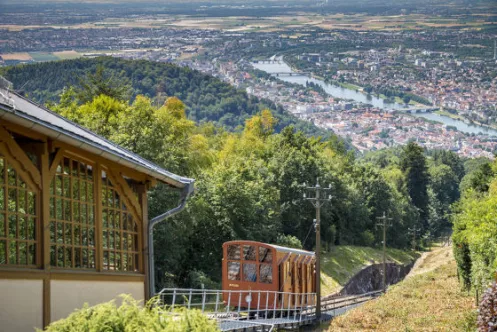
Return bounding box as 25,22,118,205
222,240,316,312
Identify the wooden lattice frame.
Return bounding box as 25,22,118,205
49,156,96,269
101,169,140,272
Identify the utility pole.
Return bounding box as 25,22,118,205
376,212,392,293
407,227,421,251
304,178,332,320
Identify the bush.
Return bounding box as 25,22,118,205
40,295,220,332
478,281,497,332
276,234,303,249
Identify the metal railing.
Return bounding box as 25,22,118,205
157,288,383,331
158,288,317,322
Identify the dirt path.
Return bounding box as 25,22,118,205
406,244,453,279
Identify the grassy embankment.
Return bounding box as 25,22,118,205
435,109,497,131
328,245,477,331
320,246,419,296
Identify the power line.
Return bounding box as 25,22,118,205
376,211,392,293
303,178,332,320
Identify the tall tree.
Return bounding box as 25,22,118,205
400,142,430,229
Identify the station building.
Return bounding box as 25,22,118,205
0,81,194,331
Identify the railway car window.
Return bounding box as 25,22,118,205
243,263,257,282
258,247,272,263
243,245,256,261
227,245,240,260
228,262,240,280
259,264,273,284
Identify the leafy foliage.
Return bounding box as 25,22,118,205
453,167,497,291
40,295,219,332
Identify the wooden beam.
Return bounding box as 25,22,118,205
48,148,65,179
39,142,52,328
138,184,149,299
0,126,42,190
95,163,103,272
0,269,145,282
43,278,50,328
105,168,143,229
0,120,47,141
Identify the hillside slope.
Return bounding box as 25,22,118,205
0,57,329,138
329,245,476,331
321,246,419,295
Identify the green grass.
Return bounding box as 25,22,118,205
321,245,419,295
29,52,59,62
328,256,477,331
435,109,466,121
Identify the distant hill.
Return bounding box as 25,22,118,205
0,57,331,138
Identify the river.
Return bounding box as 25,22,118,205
252,60,497,137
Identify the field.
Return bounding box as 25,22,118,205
328,246,477,331
0,52,33,61
1,12,495,33
320,245,419,295
29,52,59,62
53,50,81,60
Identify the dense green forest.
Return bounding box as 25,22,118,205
2,58,487,293
0,57,327,138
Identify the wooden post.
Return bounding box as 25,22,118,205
138,183,150,299
39,143,51,327
95,164,103,272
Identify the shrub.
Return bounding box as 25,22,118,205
40,295,220,332
478,281,497,332
276,234,303,249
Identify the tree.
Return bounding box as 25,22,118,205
400,142,430,229
75,65,132,104
403,96,411,105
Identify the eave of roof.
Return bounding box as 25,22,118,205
0,87,193,189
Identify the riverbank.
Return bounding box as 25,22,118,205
436,109,497,132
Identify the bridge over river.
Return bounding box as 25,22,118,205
159,288,383,331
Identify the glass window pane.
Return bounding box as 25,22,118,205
243,245,256,261
19,242,27,265
18,190,26,214
7,167,16,186
8,214,16,239
227,245,240,260
8,241,16,264
28,244,35,265
28,217,35,240
19,216,26,240
0,158,4,182
0,240,5,264
28,192,35,215
243,263,257,282
8,189,16,212
228,262,240,281
260,264,273,284
259,247,273,263
0,188,4,211
0,213,4,237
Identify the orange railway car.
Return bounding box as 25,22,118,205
222,240,316,310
